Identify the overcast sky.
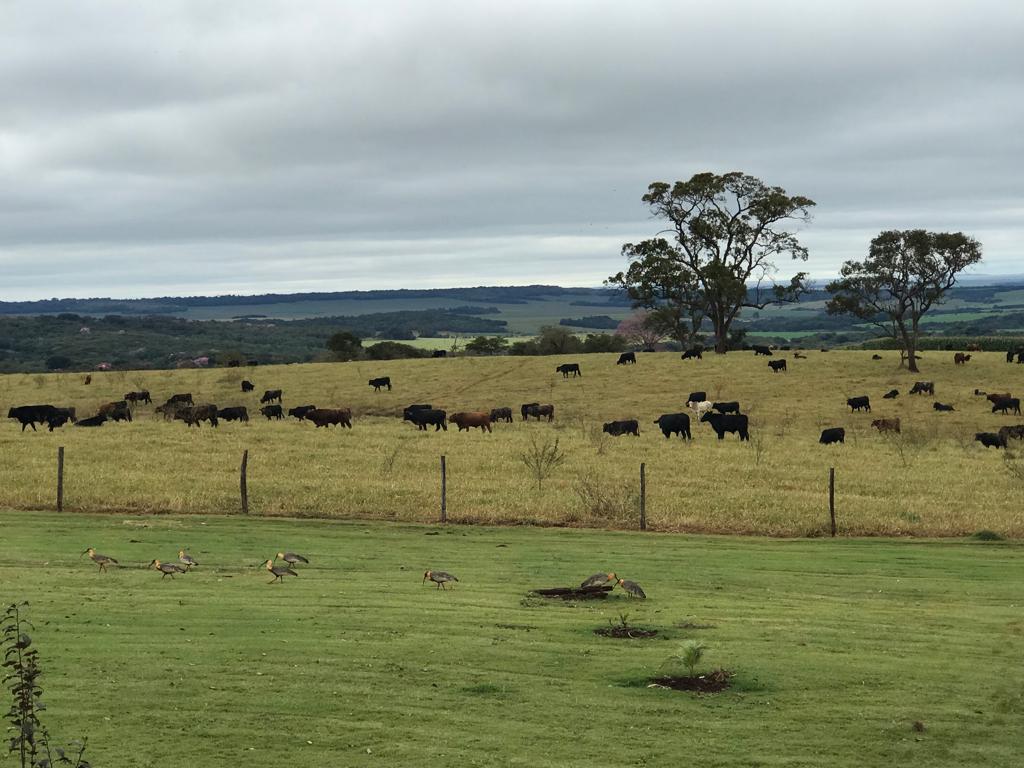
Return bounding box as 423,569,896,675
2,0,1021,301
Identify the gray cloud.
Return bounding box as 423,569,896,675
1,0,1021,299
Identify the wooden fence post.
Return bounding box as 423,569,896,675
829,466,836,537
240,450,249,515
440,455,447,523
56,447,64,512
639,462,647,531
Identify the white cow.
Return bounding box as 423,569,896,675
687,400,713,417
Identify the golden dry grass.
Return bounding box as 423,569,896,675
2,350,1023,535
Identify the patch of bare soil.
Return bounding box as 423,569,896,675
649,669,733,693
594,626,658,639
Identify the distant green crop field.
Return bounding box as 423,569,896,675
3,350,1023,537
2,510,1022,767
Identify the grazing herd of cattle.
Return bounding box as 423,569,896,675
5,348,1023,451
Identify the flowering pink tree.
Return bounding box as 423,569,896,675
615,311,664,349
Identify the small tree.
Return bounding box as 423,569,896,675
536,326,583,355
326,331,363,361
520,436,567,490
465,336,509,355
826,230,982,372
615,311,664,350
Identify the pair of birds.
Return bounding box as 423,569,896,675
150,550,200,578
264,552,309,583
581,571,646,599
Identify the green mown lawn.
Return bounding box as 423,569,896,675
1,511,1022,767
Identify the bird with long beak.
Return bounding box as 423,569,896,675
275,552,309,567
616,578,647,599
580,572,617,589
264,559,298,583
423,570,458,590
149,559,186,579
178,550,199,570
80,548,118,572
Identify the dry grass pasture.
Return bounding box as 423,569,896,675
2,350,1023,536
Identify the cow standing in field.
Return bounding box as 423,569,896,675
768,360,787,373
909,381,934,396
124,391,151,405
681,348,703,360
712,401,740,414
261,389,283,404
992,397,1022,415
404,404,432,419
687,391,707,404
819,428,845,445
986,393,1012,406
998,425,1024,443
449,412,492,432
654,413,691,439
847,396,871,412
616,352,636,365
555,363,581,378
306,408,353,428
175,404,219,428
752,345,772,356
98,401,132,423
954,353,971,365
603,420,640,437
405,408,447,431
871,418,901,434
241,380,255,392
369,377,392,392
975,432,1007,448
524,404,555,422
288,405,317,420
700,412,750,441
8,405,62,432
259,405,284,420
521,402,539,421
489,407,513,423
217,407,249,422
688,400,713,418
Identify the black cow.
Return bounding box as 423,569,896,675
403,404,432,420
241,380,255,392
261,389,283,403
847,396,871,412
700,412,750,441
168,393,193,406
521,402,539,421
288,405,318,420
603,419,640,437
909,381,934,395
218,407,249,422
687,391,707,404
369,377,392,392
681,348,703,360
525,404,555,421
871,354,883,360
432,350,447,358
1008,349,1016,363
1017,352,1024,364
992,397,1022,415
260,405,283,420
975,432,1006,449
933,402,955,412
617,352,637,365
75,414,107,427
752,345,773,356
8,405,61,432
228,360,241,368
124,391,151,405
405,408,447,431
768,360,787,373
654,413,691,440
45,413,73,431
819,427,845,445
712,401,740,414
489,407,513,423
883,389,899,399
555,363,581,378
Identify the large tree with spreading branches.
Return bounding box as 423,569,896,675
610,171,815,353
826,229,982,372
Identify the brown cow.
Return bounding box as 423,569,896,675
174,404,219,428
449,412,492,433
954,353,971,365
986,393,1012,405
98,400,132,423
871,418,901,434
306,408,352,428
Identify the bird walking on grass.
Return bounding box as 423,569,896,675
616,578,647,599
149,559,187,579
276,552,309,567
81,548,118,572
178,550,199,570
580,572,617,589
423,570,458,590
264,559,298,583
